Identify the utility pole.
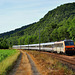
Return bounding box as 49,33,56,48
28,34,29,50
20,39,21,49
39,29,40,50
24,37,25,45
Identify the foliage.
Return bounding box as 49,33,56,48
0,38,9,49
0,2,75,47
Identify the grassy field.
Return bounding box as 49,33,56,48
26,50,75,75
0,49,18,62
0,49,20,75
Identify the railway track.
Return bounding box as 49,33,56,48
41,52,75,71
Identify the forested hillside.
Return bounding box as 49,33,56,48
0,2,75,48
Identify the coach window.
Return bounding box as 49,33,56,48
60,43,63,48
47,45,52,48
56,44,59,47
54,44,58,47
43,45,46,47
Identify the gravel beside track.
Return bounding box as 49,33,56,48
26,53,40,75
41,52,75,71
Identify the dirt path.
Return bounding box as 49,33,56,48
8,50,40,75
26,53,40,75
15,50,32,75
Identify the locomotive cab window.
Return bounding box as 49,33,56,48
65,41,74,46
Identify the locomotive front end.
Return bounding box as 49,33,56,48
64,40,75,55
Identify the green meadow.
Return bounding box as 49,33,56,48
0,49,20,75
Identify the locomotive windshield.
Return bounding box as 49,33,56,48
65,41,74,46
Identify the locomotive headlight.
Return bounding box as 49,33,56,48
72,47,74,49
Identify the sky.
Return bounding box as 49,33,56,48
0,0,75,34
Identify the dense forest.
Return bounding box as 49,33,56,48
0,2,75,48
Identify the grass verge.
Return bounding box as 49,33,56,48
0,50,20,75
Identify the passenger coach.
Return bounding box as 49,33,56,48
13,40,75,54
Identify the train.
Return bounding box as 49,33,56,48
13,39,75,55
